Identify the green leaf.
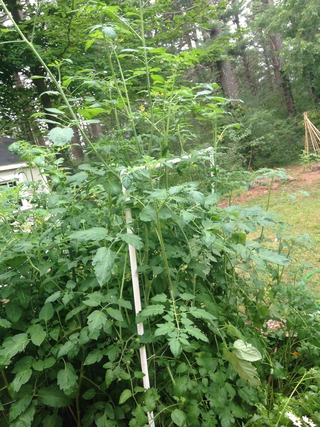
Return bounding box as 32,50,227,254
92,247,116,287
233,340,262,362
119,233,143,250
171,409,186,426
9,395,32,421
1,333,29,362
57,363,78,395
32,357,56,371
5,303,22,322
0,318,11,328
42,414,63,427
151,293,167,303
45,107,65,115
102,26,116,39
69,227,108,242
106,307,123,322
154,323,175,337
223,347,261,387
38,385,71,408
169,338,182,357
139,206,156,222
118,389,132,405
39,303,54,322
84,349,103,366
258,249,290,266
48,127,74,146
10,405,35,427
138,304,165,320
185,326,208,342
188,307,216,321
87,310,110,339
45,291,61,304
10,369,32,393
28,324,46,346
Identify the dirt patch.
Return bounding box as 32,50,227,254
219,164,320,206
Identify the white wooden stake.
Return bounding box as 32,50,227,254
124,206,155,427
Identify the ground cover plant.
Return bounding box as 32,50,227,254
0,2,320,426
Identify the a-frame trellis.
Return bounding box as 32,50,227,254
304,112,320,155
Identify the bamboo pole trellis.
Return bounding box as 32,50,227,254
304,112,320,155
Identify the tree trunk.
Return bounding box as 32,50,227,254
216,60,238,99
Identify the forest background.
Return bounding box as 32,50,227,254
1,1,320,427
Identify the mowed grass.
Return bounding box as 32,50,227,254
242,170,320,294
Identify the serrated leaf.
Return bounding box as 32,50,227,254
188,307,216,321
154,323,175,336
119,233,143,250
39,303,54,322
119,389,132,405
258,249,290,266
92,247,116,287
106,307,123,321
10,369,32,393
223,347,261,387
233,340,262,362
186,326,208,342
45,291,61,304
151,293,167,303
28,324,46,346
38,385,71,408
87,310,110,339
1,333,29,361
169,338,182,357
139,206,156,222
102,26,116,39
138,304,165,319
171,408,186,426
0,318,11,328
9,395,33,421
10,405,35,427
42,414,63,427
57,363,78,395
84,349,103,366
69,227,108,242
48,127,74,147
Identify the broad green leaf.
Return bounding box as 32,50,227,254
83,291,104,307
92,247,116,287
139,206,156,222
45,291,61,304
223,347,261,387
87,310,110,339
10,369,32,393
48,127,73,147
258,249,290,266
0,318,11,328
169,338,182,357
233,340,262,362
185,326,208,342
188,307,216,321
10,405,35,427
9,395,32,421
6,303,22,322
118,389,132,405
106,307,123,321
45,107,65,115
154,323,175,336
39,303,54,322
33,357,56,371
102,26,116,39
1,333,29,361
57,363,78,395
28,324,46,346
57,340,78,358
42,414,63,427
119,233,143,250
69,227,108,242
38,385,71,408
138,304,165,319
151,294,167,303
171,409,186,426
84,349,103,366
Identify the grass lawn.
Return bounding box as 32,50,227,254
234,165,320,294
